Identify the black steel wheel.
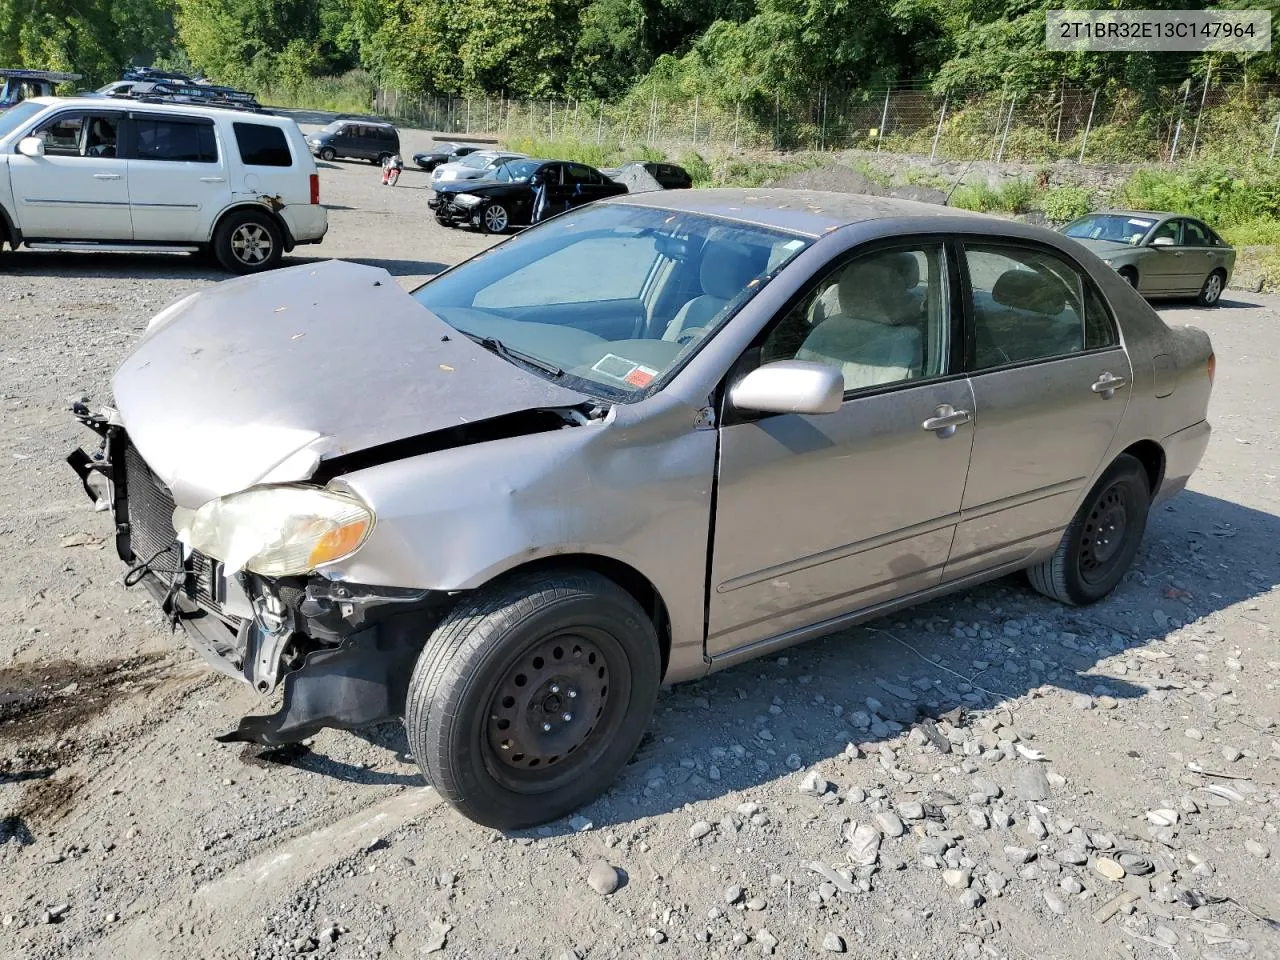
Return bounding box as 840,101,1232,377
405,569,660,828
1027,453,1151,605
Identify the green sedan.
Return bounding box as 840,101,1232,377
1061,210,1235,307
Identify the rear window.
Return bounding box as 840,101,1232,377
135,118,217,163
233,122,292,167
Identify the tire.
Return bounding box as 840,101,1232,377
404,569,661,829
479,201,510,234
1196,269,1226,307
319,147,336,162
1027,453,1151,606
212,209,283,274
435,214,454,228
1117,267,1139,290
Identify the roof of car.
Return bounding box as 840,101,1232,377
17,96,292,124
608,188,1004,238
1091,209,1177,220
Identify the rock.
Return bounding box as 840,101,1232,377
1072,695,1093,710
569,815,593,832
689,820,714,841
942,869,971,889
1185,728,1204,741
650,929,667,944
972,778,1001,800
848,823,881,866
746,896,767,911
1146,809,1179,827
423,920,452,954
1043,892,1067,916
1004,846,1035,864
1245,840,1271,859
898,802,925,821
822,932,846,953
799,771,830,796
732,932,750,947
990,807,1012,828
968,809,990,830
1027,815,1048,840
292,936,317,953
958,889,984,910
757,929,778,952
1056,849,1088,866
587,861,620,896
318,924,341,943
1153,926,1178,946
1223,746,1243,763
1015,765,1050,801
875,811,905,838
726,885,744,904
1060,876,1084,895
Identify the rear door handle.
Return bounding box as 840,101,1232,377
1091,372,1128,398
93,173,121,180
921,404,971,438
199,177,226,183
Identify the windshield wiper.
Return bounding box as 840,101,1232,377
465,333,564,377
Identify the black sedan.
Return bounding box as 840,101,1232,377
429,159,628,233
413,142,482,171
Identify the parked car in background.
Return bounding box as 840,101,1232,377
0,69,81,108
0,96,326,272
602,161,693,190
429,158,627,232
1060,211,1235,306
430,150,526,185
307,118,400,164
412,142,482,171
68,189,1213,829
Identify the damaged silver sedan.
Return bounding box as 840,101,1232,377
69,190,1215,827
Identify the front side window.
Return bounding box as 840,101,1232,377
1149,219,1181,245
34,112,85,156
413,204,811,400
233,122,291,166
965,245,1096,369
134,118,217,163
762,246,950,392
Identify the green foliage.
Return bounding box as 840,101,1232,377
949,178,1035,214
680,151,714,185
503,136,630,168
1039,185,1092,224
259,69,375,113
1221,217,1280,248
1119,163,1280,228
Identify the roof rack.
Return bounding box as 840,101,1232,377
108,87,270,114
122,67,193,84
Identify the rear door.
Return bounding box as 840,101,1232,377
945,240,1131,581
8,109,132,239
1142,219,1185,294
230,121,304,205
1178,218,1218,292
563,163,611,207
124,113,226,241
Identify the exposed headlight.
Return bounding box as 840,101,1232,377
182,485,373,577
453,193,485,207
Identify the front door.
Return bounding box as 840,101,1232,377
9,110,132,239
945,241,1132,580
706,243,974,658
125,114,226,242
1176,218,1217,294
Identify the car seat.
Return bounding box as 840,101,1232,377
663,240,760,341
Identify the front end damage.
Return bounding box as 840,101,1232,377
67,405,454,745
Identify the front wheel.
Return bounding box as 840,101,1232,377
1197,269,1226,307
212,209,283,274
478,201,510,234
1027,453,1151,605
319,147,336,162
404,570,661,829
1117,267,1139,290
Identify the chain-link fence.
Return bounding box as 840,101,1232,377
376,79,1280,165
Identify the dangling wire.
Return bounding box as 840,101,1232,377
123,540,181,587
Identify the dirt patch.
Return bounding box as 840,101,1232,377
0,653,169,743
768,163,888,195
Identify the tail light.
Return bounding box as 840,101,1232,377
1207,351,1216,387
310,173,320,205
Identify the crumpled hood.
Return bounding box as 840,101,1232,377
113,260,590,507
1069,238,1138,261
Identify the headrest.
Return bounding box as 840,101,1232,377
699,240,759,300
991,269,1067,316
834,253,920,325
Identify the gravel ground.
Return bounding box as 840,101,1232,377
2,126,1279,960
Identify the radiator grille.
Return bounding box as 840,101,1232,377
122,442,219,607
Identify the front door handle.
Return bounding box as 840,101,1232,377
93,173,121,180
199,177,226,183
921,404,971,438
1091,372,1128,399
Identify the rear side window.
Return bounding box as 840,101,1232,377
964,245,1091,369
1182,220,1211,246
233,122,292,167
135,119,217,163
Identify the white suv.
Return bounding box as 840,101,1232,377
0,97,327,273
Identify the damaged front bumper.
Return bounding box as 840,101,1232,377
67,405,450,745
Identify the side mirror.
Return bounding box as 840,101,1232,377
17,136,45,158
729,360,844,416
1150,236,1174,247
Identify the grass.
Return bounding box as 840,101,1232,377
948,179,1037,214
257,70,376,115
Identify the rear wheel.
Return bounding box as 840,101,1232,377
1196,269,1226,307
1027,454,1151,606
479,201,510,234
319,147,336,162
404,570,660,829
213,209,283,274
